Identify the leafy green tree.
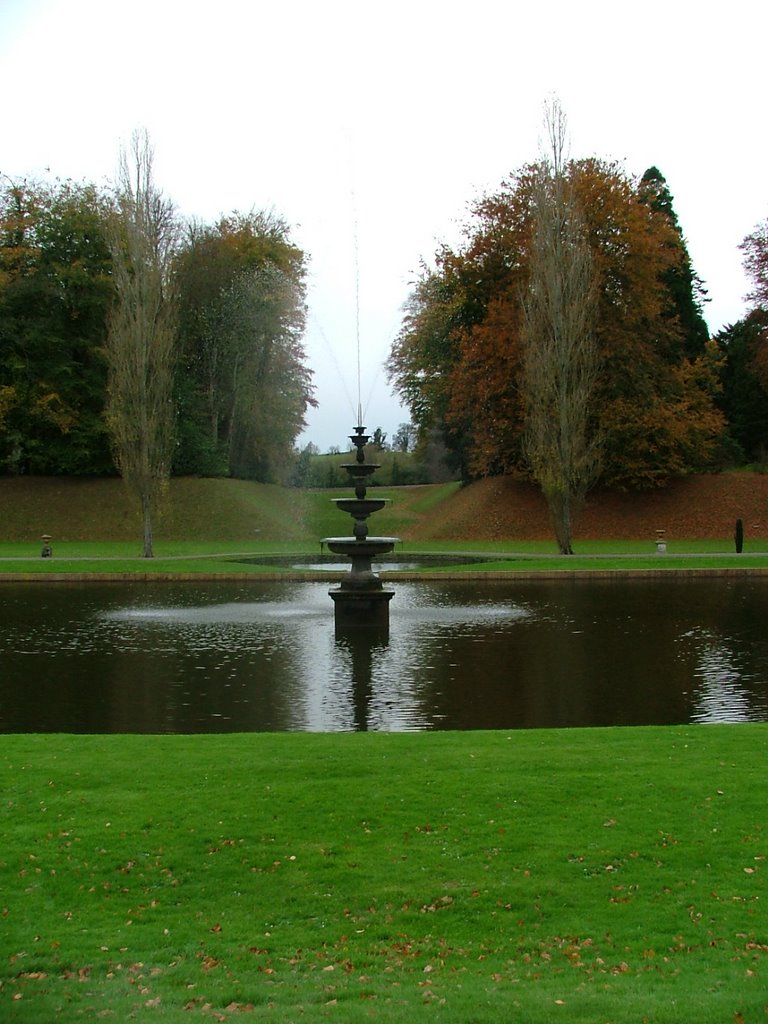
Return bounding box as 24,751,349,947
288,441,319,488
717,311,768,462
371,427,388,451
713,214,768,465
174,212,314,479
740,216,768,313
738,215,768,396
639,166,710,359
0,177,114,473
392,422,417,453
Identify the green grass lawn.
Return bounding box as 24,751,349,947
2,728,767,1022
1,538,766,576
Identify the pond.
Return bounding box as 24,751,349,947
1,577,767,733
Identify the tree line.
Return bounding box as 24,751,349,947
1,133,314,554
387,105,768,550
0,136,314,483
2,119,767,553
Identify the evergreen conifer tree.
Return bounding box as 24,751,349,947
640,167,710,359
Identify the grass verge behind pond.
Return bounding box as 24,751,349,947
2,727,767,1022
1,539,767,578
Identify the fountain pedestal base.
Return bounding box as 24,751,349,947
329,587,394,629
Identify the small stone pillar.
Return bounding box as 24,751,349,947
655,530,666,554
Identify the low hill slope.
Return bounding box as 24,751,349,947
410,473,768,541
0,477,315,543
1,473,766,543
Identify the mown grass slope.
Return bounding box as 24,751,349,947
0,478,460,546
1,472,767,545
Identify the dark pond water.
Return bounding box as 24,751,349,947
1,578,767,733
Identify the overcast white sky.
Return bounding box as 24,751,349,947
2,0,766,451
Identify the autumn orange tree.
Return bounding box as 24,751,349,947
388,157,726,491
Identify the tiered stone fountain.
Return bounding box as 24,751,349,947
323,425,398,629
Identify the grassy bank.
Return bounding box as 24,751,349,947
2,728,767,1022
1,475,767,576
0,477,461,545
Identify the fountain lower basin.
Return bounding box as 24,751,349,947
323,536,398,585
323,536,400,552
323,535,397,627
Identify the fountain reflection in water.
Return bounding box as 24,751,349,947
102,584,522,732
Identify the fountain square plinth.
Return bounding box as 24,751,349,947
329,586,395,628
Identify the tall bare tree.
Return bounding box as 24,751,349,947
106,130,177,557
522,102,601,554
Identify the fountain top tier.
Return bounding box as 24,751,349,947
331,425,393,541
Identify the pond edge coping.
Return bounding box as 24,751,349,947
1,567,768,583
